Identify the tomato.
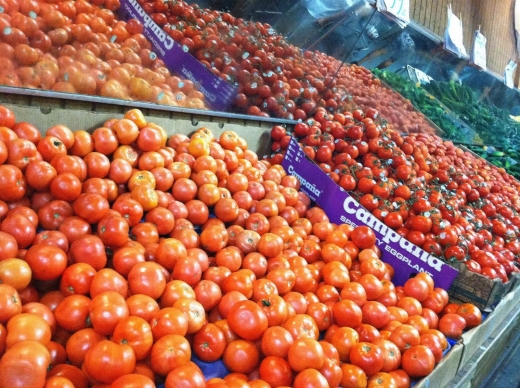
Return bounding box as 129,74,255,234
44,375,76,388
173,298,206,334
57,216,92,243
401,344,435,378
0,341,51,388
422,289,448,314
420,332,443,363
89,291,129,336
149,306,189,341
362,301,390,329
0,106,16,128
328,326,359,362
403,276,429,302
200,224,228,252
1,213,36,249
366,372,397,388
350,342,384,376
6,312,51,348
24,244,67,283
288,336,325,374
373,339,401,372
0,165,27,202
340,363,368,388
160,279,196,309
261,325,294,359
358,274,384,301
438,313,466,339
397,296,423,317
72,193,110,224
0,258,32,291
259,355,293,387
222,339,260,374
83,340,136,384
456,303,482,329
149,333,191,377
25,161,57,191
192,322,226,362
112,316,153,361
0,231,18,261
65,328,106,368
126,294,159,323
389,324,420,353
221,268,253,297
127,261,167,300
97,213,129,248
46,364,88,388
164,362,206,388
90,268,128,298
32,229,69,252
333,299,363,328
110,374,156,388
0,284,22,324
69,235,108,271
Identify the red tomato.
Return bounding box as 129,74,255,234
222,339,260,374
0,165,27,202
438,313,466,339
89,291,129,336
227,300,268,341
401,344,435,378
349,342,384,376
259,355,293,387
150,334,191,376
373,339,402,372
192,322,227,362
6,313,51,350
112,316,153,361
83,340,136,384
110,374,156,388
456,303,482,329
24,244,67,281
164,362,206,388
0,341,51,388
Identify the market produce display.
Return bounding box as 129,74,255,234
269,106,520,282
0,0,444,134
134,0,444,133
0,104,485,388
0,0,208,109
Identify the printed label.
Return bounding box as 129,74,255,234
282,137,459,289
118,0,237,111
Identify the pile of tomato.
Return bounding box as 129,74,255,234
136,0,439,133
269,106,520,283
0,0,208,108
0,102,486,388
0,0,439,134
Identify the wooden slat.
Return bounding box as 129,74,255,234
409,0,518,78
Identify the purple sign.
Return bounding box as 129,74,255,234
118,0,237,111
282,137,459,290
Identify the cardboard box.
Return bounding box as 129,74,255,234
414,342,464,388
448,262,520,312
0,99,275,157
